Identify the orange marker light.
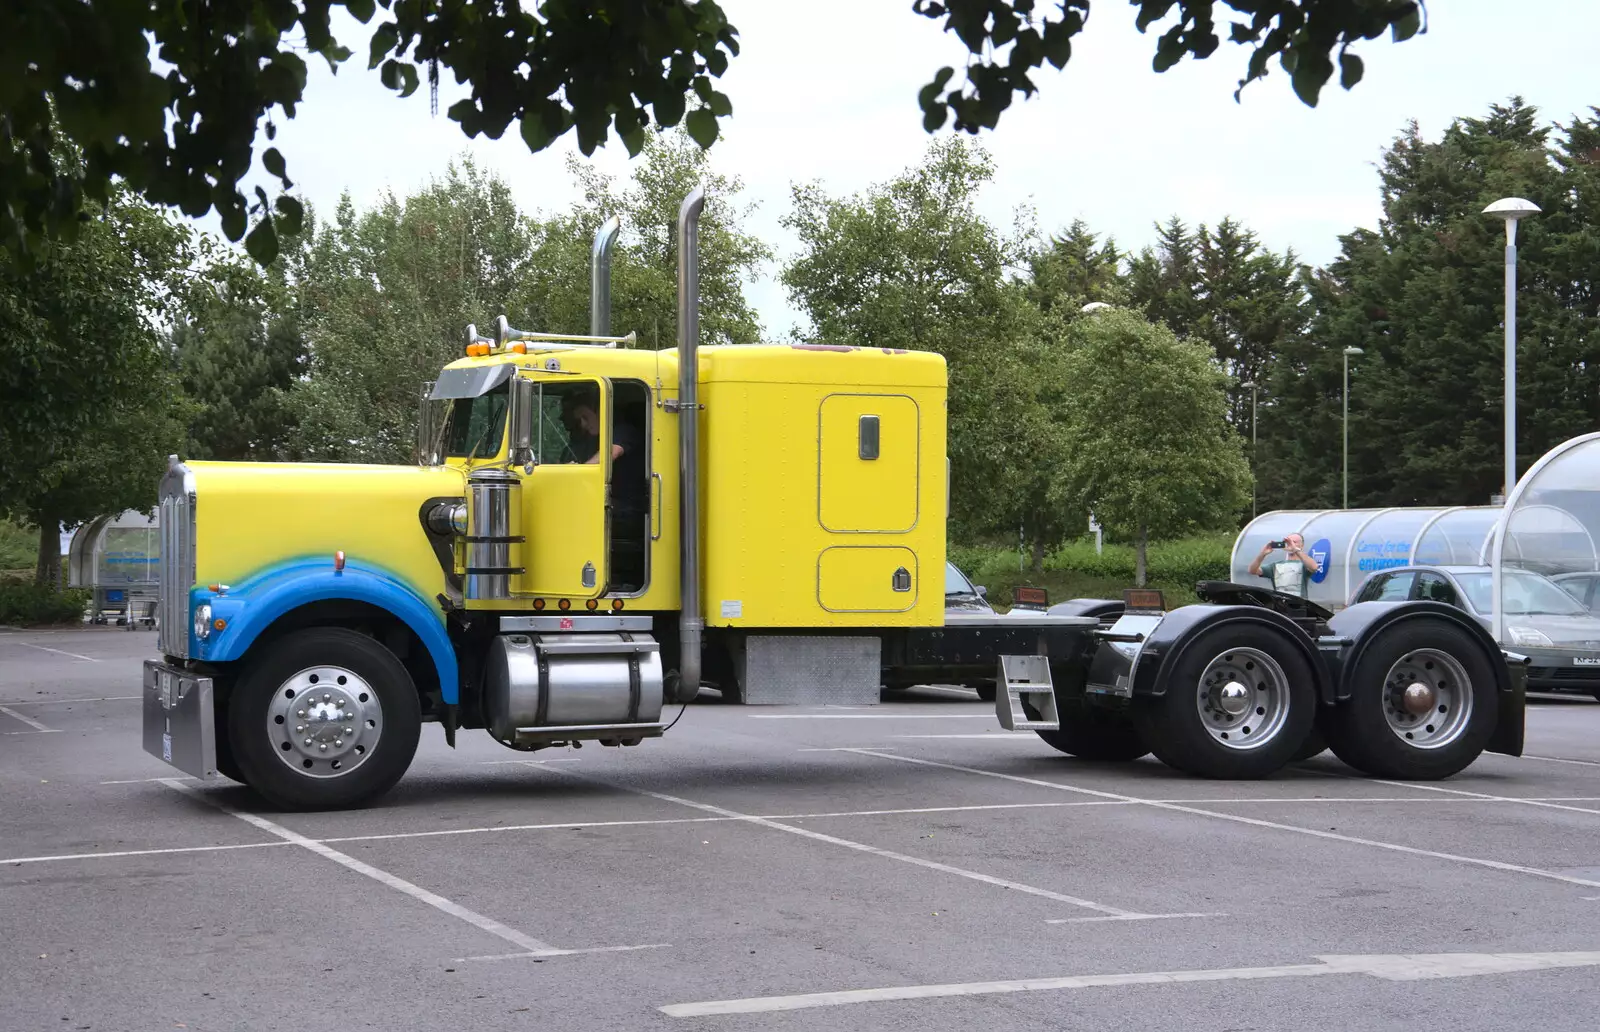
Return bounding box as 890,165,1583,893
585,599,598,610
213,618,227,632
557,598,571,611
532,598,545,610
611,599,625,611
510,343,526,354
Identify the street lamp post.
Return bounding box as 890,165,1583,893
1241,380,1258,519
1482,197,1540,500
1343,347,1363,508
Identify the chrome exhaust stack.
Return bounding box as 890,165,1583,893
590,216,621,338
674,188,705,704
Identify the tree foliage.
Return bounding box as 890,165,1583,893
3,0,1429,268
1054,308,1253,582
516,131,771,349
1258,99,1600,511
0,188,194,584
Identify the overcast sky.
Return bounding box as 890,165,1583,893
248,1,1597,338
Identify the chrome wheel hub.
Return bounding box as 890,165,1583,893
1196,648,1291,751
267,666,382,778
1383,649,1471,750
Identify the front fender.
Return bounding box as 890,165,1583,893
190,559,459,703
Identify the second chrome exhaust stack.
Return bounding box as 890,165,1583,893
674,187,705,704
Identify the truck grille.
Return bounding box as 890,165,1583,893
156,457,196,658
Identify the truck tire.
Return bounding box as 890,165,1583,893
1036,701,1149,761
211,685,245,783
1321,620,1498,780
1291,725,1328,762
973,682,997,702
1131,624,1315,779
227,627,421,811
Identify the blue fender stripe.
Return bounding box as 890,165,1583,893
193,559,459,704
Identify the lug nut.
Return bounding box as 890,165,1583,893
295,725,306,733
304,738,313,747
323,693,331,703
343,728,353,736
319,743,328,752
297,710,306,718
334,739,343,747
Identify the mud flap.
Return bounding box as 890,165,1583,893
1487,650,1529,758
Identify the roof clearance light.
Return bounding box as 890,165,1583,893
511,343,527,354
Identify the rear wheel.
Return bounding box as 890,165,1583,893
1036,700,1149,761
973,682,997,702
1131,624,1315,779
1322,620,1497,780
228,627,421,811
1291,725,1329,762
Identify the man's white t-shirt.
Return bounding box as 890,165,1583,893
1269,559,1310,597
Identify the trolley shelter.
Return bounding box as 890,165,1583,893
68,509,160,626
1231,502,1599,612
1492,432,1600,646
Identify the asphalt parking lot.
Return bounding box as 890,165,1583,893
4,627,1600,1031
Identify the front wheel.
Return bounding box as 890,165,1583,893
228,627,421,811
1322,620,1497,780
1131,624,1316,779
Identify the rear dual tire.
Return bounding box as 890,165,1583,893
1132,625,1317,779
1036,700,1149,761
1321,620,1498,781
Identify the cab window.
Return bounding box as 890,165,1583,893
443,383,509,459
531,381,605,464
1358,571,1415,602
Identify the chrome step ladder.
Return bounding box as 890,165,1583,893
994,655,1060,731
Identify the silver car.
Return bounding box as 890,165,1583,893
1351,564,1600,700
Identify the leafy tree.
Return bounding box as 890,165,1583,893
0,189,194,585
1260,99,1600,511
1127,217,1205,338
514,130,771,349
284,158,535,463
1025,220,1127,315
173,247,307,461
4,0,1426,265
1055,308,1252,584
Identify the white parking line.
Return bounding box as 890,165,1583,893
1315,770,1600,818
1,696,141,707
753,714,990,720
10,643,99,662
1522,754,1600,770
159,779,668,961
894,733,1035,740
15,792,1596,869
525,762,1189,921
0,705,54,732
841,749,1600,891
659,951,1600,1017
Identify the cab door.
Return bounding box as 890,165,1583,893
517,375,610,598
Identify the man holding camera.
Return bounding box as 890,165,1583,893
1247,533,1321,598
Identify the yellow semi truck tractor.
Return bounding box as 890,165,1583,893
142,189,1529,810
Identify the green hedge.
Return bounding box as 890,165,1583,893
949,535,1233,587
0,580,89,627
1044,535,1233,585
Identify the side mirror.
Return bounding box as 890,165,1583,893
976,585,988,598
509,377,536,469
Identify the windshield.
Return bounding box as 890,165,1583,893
945,563,977,596
1454,571,1590,616
442,383,509,459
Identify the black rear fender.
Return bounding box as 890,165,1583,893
1327,600,1526,756
1127,603,1334,705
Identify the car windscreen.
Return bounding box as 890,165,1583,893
1453,571,1590,616
944,563,975,596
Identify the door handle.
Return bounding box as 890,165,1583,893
650,472,663,541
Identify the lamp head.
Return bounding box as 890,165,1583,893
1482,197,1540,220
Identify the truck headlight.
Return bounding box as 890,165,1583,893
1508,625,1552,647
194,603,213,641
